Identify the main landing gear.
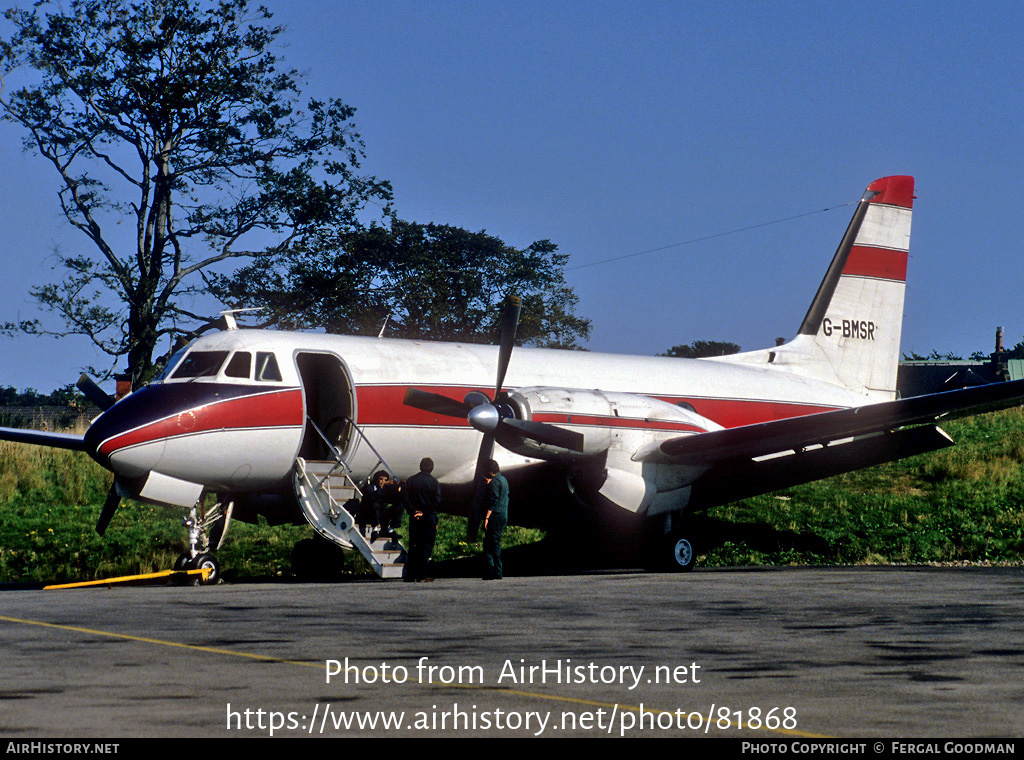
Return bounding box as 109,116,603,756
645,516,698,573
668,534,696,573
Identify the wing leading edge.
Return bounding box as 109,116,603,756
651,379,1024,465
0,426,88,451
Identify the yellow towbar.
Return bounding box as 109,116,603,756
44,567,212,589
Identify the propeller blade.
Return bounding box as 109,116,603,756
466,433,496,540
494,295,521,397
467,295,522,540
77,373,115,412
96,482,121,536
403,388,471,419
501,418,586,452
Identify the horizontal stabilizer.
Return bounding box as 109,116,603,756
654,379,1024,466
0,426,88,451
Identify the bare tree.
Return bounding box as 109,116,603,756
1,0,390,382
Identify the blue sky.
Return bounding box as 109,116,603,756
2,0,1023,390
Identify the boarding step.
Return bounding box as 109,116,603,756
303,459,360,506
293,457,406,579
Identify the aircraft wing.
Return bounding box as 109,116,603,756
636,378,1024,511
651,378,1024,466
0,426,89,451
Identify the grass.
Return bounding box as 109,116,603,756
0,437,545,582
1,408,1023,582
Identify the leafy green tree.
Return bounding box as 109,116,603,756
0,383,82,407
902,350,966,361
659,340,741,359
1005,341,1024,360
211,220,592,348
0,0,390,383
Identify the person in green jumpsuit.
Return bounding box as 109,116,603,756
482,459,509,580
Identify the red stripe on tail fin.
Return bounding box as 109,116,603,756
866,175,914,208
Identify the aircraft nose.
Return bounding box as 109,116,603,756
83,387,169,477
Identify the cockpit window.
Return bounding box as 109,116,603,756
155,344,191,382
225,351,252,379
171,350,229,379
255,352,282,382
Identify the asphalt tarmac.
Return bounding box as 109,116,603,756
2,567,1023,738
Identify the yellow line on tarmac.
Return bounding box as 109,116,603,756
0,614,825,737
0,615,319,668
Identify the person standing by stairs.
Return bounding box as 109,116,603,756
404,457,441,582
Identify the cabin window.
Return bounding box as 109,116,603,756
225,351,252,379
255,352,282,382
171,350,229,379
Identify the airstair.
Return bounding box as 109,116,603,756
292,419,406,579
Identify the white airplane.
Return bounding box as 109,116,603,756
4,174,1023,579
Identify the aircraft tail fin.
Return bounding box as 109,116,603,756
711,176,914,400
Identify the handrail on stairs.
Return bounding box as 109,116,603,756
305,414,400,486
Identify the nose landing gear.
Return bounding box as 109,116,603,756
175,500,232,585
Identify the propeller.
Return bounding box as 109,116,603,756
95,482,121,536
403,296,583,538
73,373,122,533
76,373,115,411
402,388,474,418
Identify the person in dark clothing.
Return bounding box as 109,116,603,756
404,457,441,582
358,470,389,539
482,459,509,580
378,475,405,540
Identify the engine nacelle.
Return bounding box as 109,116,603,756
499,387,722,460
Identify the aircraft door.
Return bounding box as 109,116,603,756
295,352,356,461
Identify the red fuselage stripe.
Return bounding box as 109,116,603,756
98,388,304,456
354,385,840,430
97,384,844,458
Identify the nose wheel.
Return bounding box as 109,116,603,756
175,552,221,584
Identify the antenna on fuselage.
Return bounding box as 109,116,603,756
378,314,390,339
218,308,263,331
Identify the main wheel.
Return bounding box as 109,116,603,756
669,535,696,573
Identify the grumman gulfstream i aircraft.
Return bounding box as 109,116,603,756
4,175,1024,579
